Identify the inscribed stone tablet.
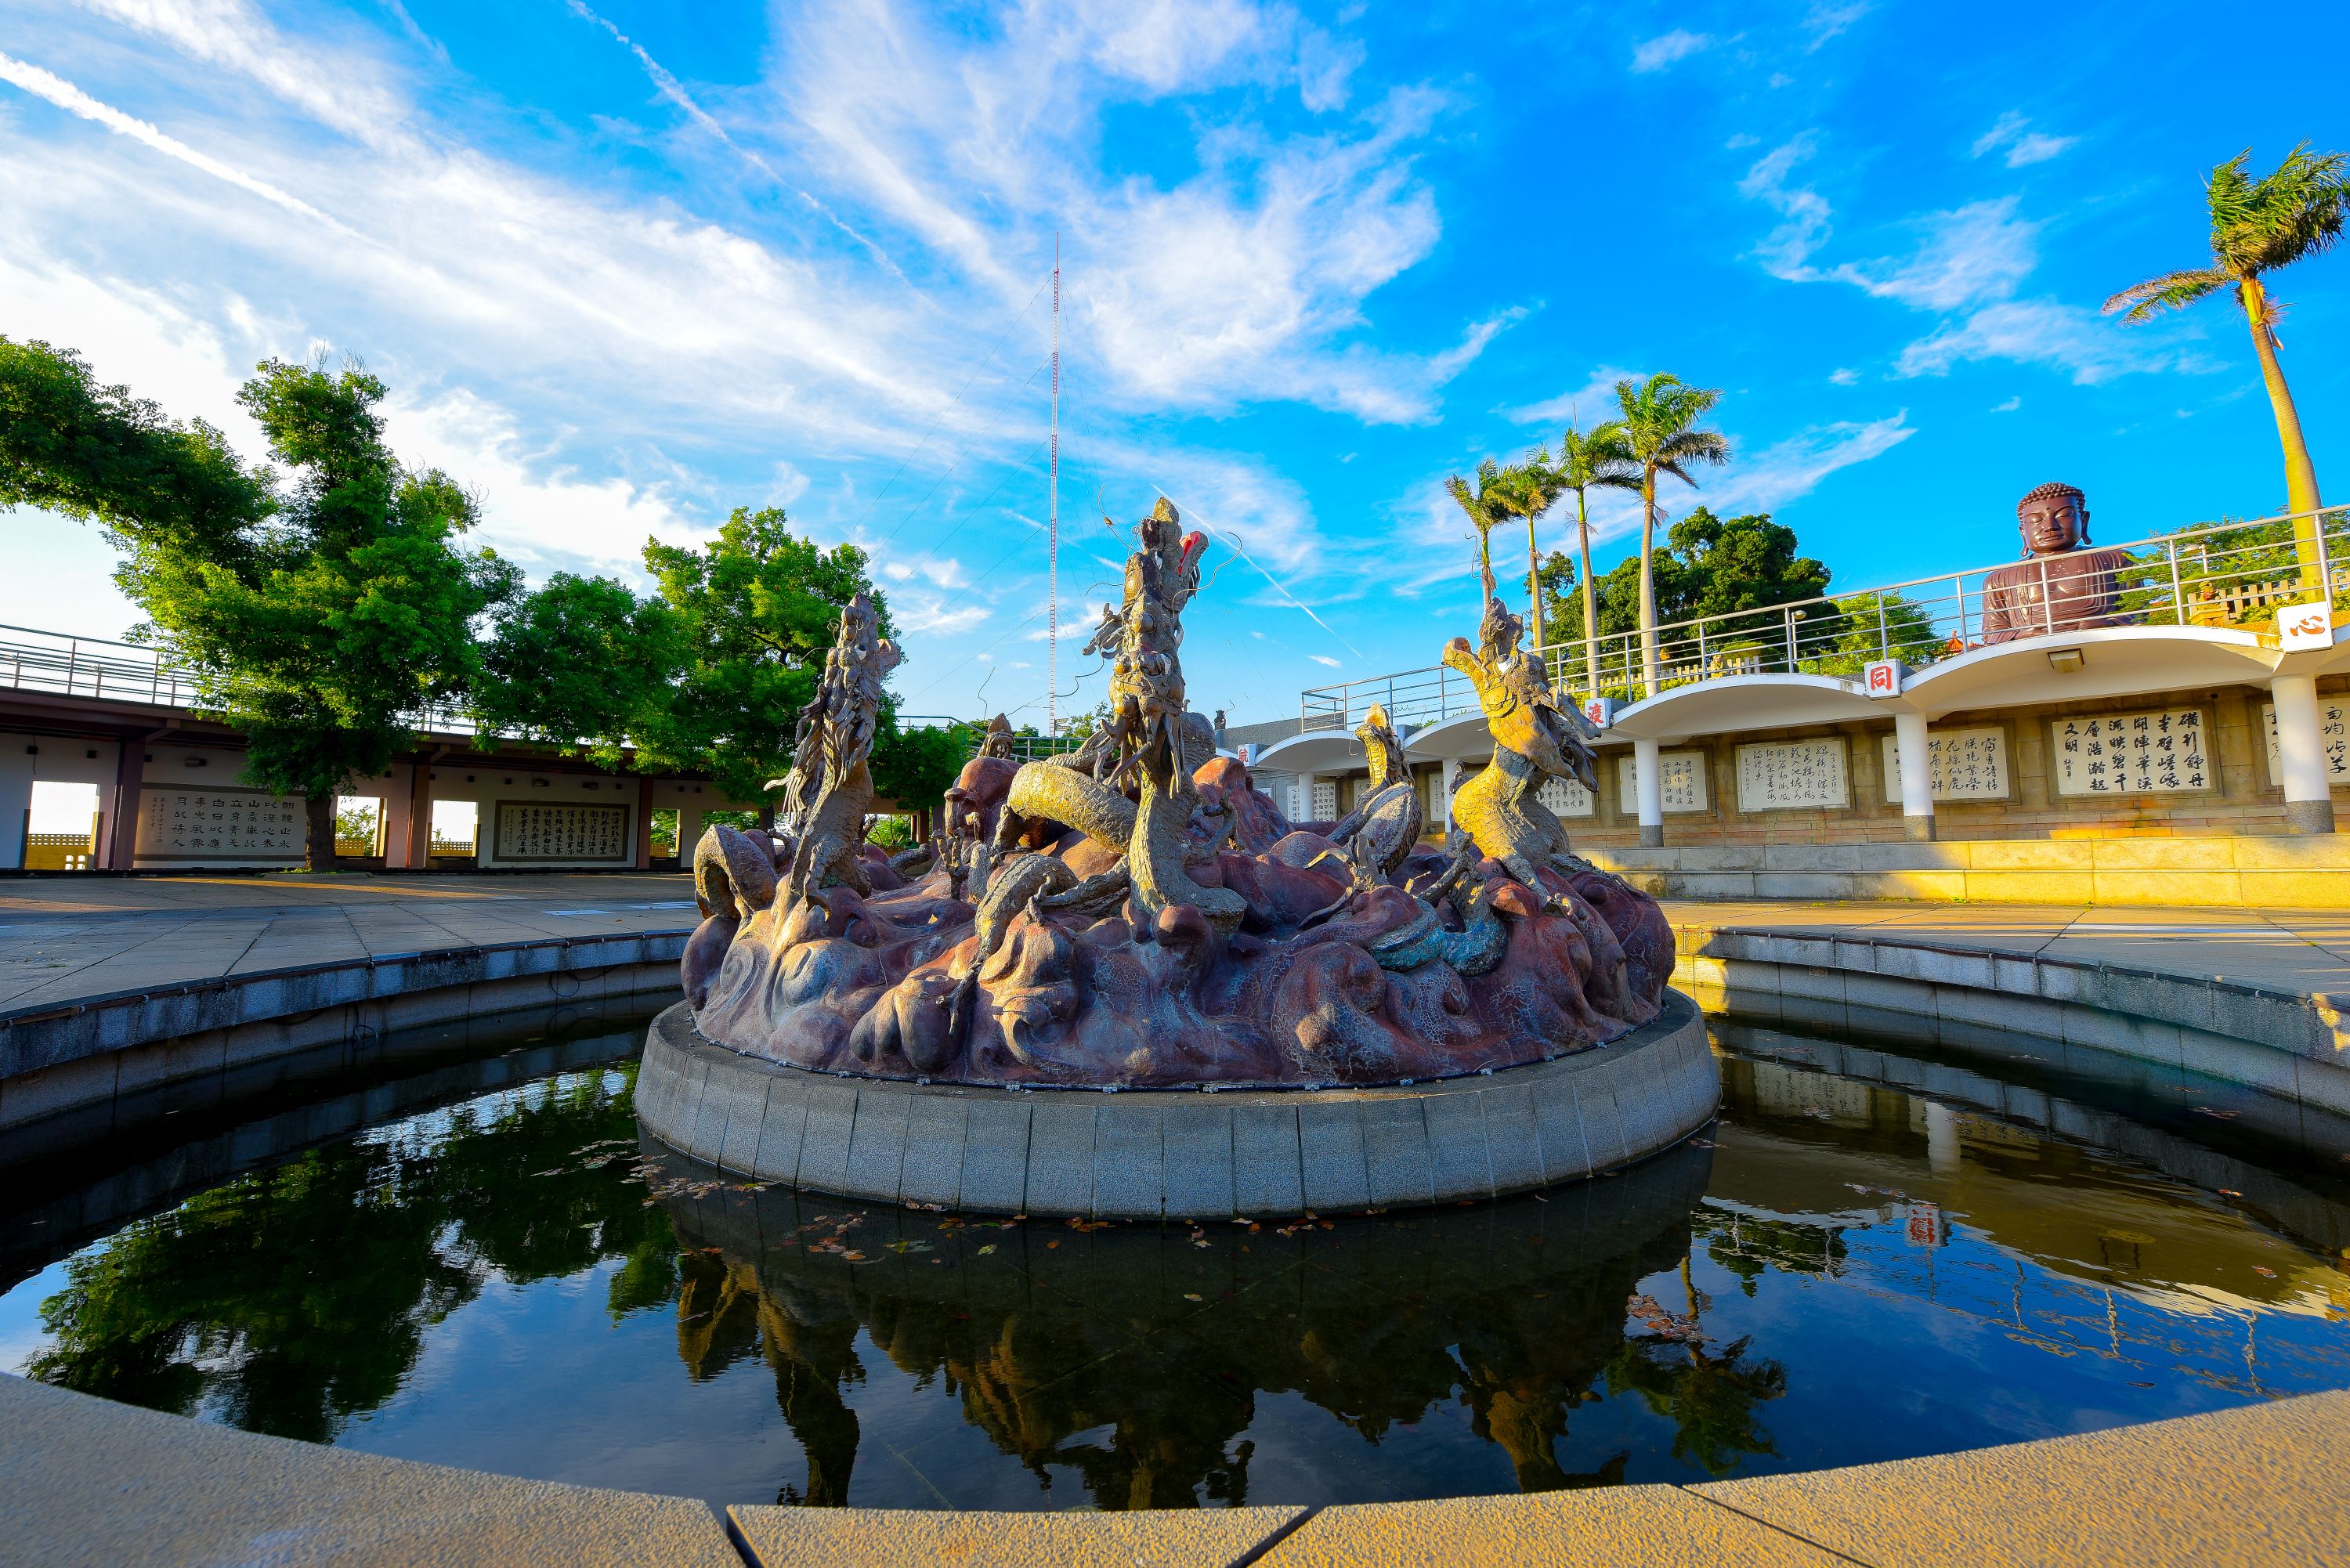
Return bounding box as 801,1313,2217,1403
2048,709,2210,796
1615,751,1708,814
136,784,306,862
1734,739,1849,811
2258,701,2350,783
492,800,631,861
1537,775,1596,818
1878,725,2010,804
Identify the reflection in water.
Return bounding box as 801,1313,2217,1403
656,1144,1726,1507
4,1017,2348,1508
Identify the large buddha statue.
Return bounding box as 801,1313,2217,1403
1979,482,2129,644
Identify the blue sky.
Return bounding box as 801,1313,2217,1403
2,0,2344,729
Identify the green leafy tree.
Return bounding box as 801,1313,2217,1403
1485,458,1561,649
1801,590,1940,676
5,349,516,867
1444,460,1513,594
1542,508,1827,692
0,338,270,565
867,718,965,822
863,814,916,850
472,573,684,764
635,507,889,811
2106,143,2349,582
1549,421,1640,692
1615,375,1731,693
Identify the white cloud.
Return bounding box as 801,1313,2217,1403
1803,2,1873,46
1991,395,2022,412
1828,197,2037,310
1631,30,1712,73
385,388,709,579
1739,134,1835,280
1972,111,2076,168
1307,652,1341,667
1829,367,1860,385
1705,414,1916,512
1896,299,2192,386
1506,365,1643,428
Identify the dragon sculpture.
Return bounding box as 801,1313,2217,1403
682,500,1672,1089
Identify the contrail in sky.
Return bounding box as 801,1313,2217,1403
0,49,358,237
562,2,909,285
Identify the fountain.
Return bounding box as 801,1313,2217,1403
638,500,1714,1216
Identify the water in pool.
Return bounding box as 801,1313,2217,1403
2,1006,2346,1509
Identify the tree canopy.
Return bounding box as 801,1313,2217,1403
633,506,892,807
472,572,684,767
1540,506,1828,664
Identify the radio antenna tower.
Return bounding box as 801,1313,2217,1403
1047,233,1061,736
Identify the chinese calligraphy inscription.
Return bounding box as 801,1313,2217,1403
1616,753,1708,814
2049,709,2210,797
1879,726,2010,804
1734,739,1849,812
493,801,631,862
2259,701,2350,784
135,787,305,862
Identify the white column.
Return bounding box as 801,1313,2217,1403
1925,1101,1961,1175
1303,773,1326,825
1893,710,1936,842
2271,672,2337,834
676,804,704,863
1439,757,1460,834
1633,738,1664,848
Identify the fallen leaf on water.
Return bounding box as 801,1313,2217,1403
2253,1266,2277,1277
1047,1239,1060,1249
1184,1293,1204,1302
977,1244,997,1255
2219,1188,2243,1198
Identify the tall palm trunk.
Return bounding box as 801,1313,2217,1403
1638,475,1661,696
2241,276,2328,587
1524,515,1544,654
1576,495,1600,697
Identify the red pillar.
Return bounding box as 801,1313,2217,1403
635,776,656,869
403,760,433,869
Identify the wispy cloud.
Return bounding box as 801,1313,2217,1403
1972,111,2077,168
1632,29,1712,72
1896,301,2199,385
1506,365,1643,428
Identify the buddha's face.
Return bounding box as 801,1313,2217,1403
2018,491,2088,555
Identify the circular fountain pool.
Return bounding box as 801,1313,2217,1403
3,1002,2345,1511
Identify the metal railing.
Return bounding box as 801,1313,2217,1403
1301,506,2350,732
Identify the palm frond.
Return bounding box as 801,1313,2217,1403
2206,143,2350,277
2102,268,2231,322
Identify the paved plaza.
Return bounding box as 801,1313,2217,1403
0,872,699,1018
0,872,2346,1024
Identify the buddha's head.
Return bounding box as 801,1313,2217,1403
2016,482,2090,555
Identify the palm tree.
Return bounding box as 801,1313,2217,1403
1552,420,1640,693
1615,374,1730,694
2106,144,2348,584
1487,457,1561,652
1445,460,1512,600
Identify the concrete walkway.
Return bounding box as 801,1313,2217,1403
1666,898,2350,999
0,872,698,1021
5,876,2345,1022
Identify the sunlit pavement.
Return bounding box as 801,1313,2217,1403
0,872,697,1016
1,874,2347,1021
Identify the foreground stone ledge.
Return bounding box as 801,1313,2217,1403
1671,917,2350,1115
639,991,1718,1219
0,1372,737,1568
0,930,690,1133
5,1345,2348,1565
728,1501,1312,1567
1694,1387,2350,1568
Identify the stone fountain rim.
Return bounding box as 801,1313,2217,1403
634,988,1717,1218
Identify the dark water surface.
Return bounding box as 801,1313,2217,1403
4,1003,2348,1510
